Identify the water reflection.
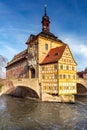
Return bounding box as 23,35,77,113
0,95,87,129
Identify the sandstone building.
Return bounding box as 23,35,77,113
6,7,77,102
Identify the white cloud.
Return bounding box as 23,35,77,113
4,45,17,55
62,35,87,57
0,41,19,60
59,34,87,71
71,44,87,58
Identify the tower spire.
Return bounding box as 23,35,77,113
41,5,50,32
44,5,47,16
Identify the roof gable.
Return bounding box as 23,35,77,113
26,34,36,44
40,44,66,65
61,45,77,65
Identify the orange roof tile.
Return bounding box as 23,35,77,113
40,44,66,65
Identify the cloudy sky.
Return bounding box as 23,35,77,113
0,0,87,71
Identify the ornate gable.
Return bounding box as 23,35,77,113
59,45,77,65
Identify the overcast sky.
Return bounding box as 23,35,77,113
0,0,87,71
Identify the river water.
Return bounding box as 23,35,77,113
0,95,87,130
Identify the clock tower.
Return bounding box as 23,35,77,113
41,6,50,31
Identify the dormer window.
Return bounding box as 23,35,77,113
54,52,58,56
46,54,49,57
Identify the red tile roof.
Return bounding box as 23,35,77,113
40,44,66,65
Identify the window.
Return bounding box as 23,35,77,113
54,52,58,56
54,74,57,79
45,44,48,50
65,86,69,90
72,86,75,90
66,66,69,70
49,86,51,90
60,86,62,90
60,65,63,70
64,59,66,62
60,74,62,79
63,74,66,79
42,75,45,79
73,75,75,79
69,60,71,63
72,66,75,70
46,54,49,57
44,86,46,90
54,65,57,70
54,86,57,91
42,66,44,71
68,75,70,79
66,52,68,55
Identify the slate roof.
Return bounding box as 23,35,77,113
40,44,66,65
38,31,63,43
26,31,64,44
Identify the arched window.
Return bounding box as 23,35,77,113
31,68,35,78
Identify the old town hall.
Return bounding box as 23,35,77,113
6,7,77,102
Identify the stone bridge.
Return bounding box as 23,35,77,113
10,78,41,99
77,78,87,88
76,78,87,95
11,78,87,97
3,78,87,99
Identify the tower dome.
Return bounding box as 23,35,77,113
41,6,50,32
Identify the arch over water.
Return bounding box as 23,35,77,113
9,86,39,98
77,83,87,95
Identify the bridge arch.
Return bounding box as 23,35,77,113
9,86,39,98
77,83,87,95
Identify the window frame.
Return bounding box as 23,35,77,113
45,44,48,50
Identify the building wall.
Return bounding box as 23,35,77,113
58,46,77,95
38,36,63,63
38,36,63,81
6,59,28,79
27,40,38,78
83,73,87,79
77,68,87,80
40,63,58,94
40,45,77,96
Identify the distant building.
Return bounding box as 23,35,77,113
77,68,87,79
6,7,77,102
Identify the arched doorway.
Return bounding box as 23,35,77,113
31,68,35,78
